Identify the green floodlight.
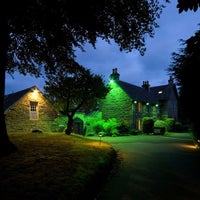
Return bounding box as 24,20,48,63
109,79,114,84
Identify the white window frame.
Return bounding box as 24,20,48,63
30,101,39,120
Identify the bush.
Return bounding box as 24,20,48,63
154,120,166,135
173,121,184,132
117,124,129,135
52,116,67,132
103,118,120,136
129,128,140,135
92,118,121,136
93,120,104,135
142,117,154,134
154,120,166,128
164,118,175,132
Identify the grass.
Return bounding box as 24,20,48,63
0,132,117,200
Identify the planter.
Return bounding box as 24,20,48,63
153,127,165,135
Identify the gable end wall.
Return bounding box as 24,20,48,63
5,90,57,133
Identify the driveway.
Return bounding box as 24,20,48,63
95,133,200,200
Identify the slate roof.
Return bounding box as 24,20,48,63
118,81,152,102
149,84,178,102
4,86,38,111
117,80,178,104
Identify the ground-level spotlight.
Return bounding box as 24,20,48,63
98,133,102,144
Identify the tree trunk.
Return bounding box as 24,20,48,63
0,17,17,157
65,115,74,135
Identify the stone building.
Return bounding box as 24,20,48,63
4,86,58,133
99,68,179,130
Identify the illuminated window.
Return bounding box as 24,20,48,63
138,119,142,130
30,101,38,120
138,102,142,112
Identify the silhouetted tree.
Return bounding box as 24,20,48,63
44,63,109,135
177,0,200,13
168,0,200,146
1,1,166,155
168,28,200,145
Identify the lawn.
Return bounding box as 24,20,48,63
0,132,117,200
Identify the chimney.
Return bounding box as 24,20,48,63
168,76,174,85
142,80,150,91
109,68,120,81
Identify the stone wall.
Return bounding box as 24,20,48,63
100,82,162,130
5,89,57,133
99,82,133,126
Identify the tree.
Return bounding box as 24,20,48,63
1,1,165,155
168,28,200,145
177,0,200,13
44,63,109,135
169,0,200,146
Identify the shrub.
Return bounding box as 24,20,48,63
142,117,154,134
117,123,129,135
173,121,184,132
129,128,140,135
93,120,104,135
103,118,120,136
154,120,166,135
92,118,121,136
154,120,166,128
52,116,67,132
164,118,175,132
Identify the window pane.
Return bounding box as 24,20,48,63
30,101,38,120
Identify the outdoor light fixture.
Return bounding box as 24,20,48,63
146,102,149,106
31,88,39,99
109,79,114,84
98,133,102,144
193,139,200,149
134,100,137,104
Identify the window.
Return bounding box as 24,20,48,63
30,101,38,120
138,102,142,112
137,119,142,130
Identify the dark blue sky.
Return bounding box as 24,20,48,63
5,1,200,94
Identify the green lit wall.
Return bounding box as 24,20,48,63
142,103,159,119
99,81,161,130
99,81,133,127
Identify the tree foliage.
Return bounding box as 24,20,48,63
177,0,200,13
6,0,166,80
44,63,109,135
168,0,200,145
168,28,200,143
